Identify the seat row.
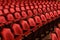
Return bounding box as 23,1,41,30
0,0,60,13
0,8,60,26
1,20,60,40
0,0,59,27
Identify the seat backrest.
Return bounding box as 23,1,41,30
50,33,58,40
1,28,14,40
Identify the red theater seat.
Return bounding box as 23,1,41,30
43,4,46,8
28,18,37,32
27,10,33,17
14,12,21,20
12,24,23,35
50,7,54,11
45,13,51,22
47,4,50,8
57,10,60,16
49,12,55,20
50,33,58,40
25,3,28,6
53,11,58,19
28,18,36,26
58,4,60,10
33,9,38,15
34,16,42,27
40,14,47,24
25,6,30,10
7,14,14,21
54,4,57,7
47,7,51,12
38,8,42,14
29,3,33,6
3,8,9,14
15,7,20,12
54,28,60,40
20,3,24,7
21,11,27,18
21,7,25,11
0,5,3,10
0,10,3,15
42,7,47,12
1,28,14,40
21,20,30,31
10,5,15,8
21,20,31,36
10,8,15,13
30,5,34,9
39,5,42,9
0,16,7,23
54,6,57,10
34,5,38,9
51,4,53,7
